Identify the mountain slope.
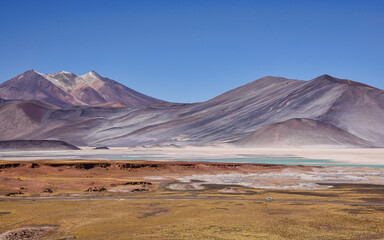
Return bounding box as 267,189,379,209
92,75,350,146
314,75,384,145
87,75,384,146
0,70,165,107
234,118,374,147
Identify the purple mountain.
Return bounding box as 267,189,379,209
0,70,164,108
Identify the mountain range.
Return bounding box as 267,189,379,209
0,70,383,148
0,70,164,108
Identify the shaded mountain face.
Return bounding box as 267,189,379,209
234,118,373,148
0,100,58,140
0,70,164,107
0,74,383,148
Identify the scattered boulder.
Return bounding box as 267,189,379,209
123,181,152,185
5,191,24,196
29,163,40,168
110,181,152,187
131,188,149,192
85,187,107,192
43,188,53,193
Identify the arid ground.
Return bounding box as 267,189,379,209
1,149,384,239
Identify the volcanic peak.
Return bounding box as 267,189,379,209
312,74,374,88
0,69,165,107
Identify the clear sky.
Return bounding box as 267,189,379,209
1,0,383,103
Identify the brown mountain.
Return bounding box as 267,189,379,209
0,74,383,148
0,70,164,107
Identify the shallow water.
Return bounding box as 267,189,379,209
1,152,384,169
176,158,384,169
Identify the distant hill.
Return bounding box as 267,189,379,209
0,140,79,151
0,70,165,108
234,118,374,148
0,73,383,148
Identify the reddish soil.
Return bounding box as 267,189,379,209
0,160,310,196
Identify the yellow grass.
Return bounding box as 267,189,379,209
1,189,384,240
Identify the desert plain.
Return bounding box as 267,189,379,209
2,1,384,239
1,147,384,239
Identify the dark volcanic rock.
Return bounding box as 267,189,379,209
94,146,110,150
0,140,80,151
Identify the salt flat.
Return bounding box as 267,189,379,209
1,146,384,166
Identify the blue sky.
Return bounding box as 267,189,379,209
1,0,383,102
